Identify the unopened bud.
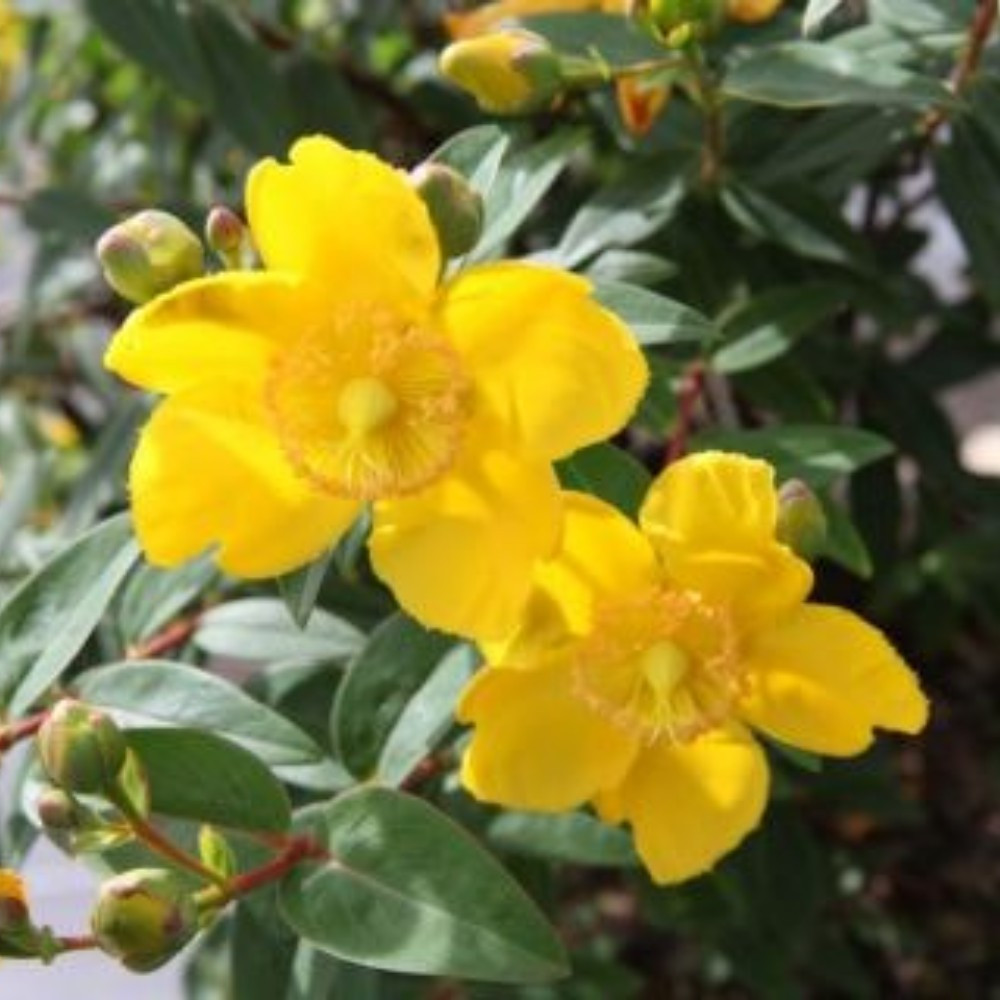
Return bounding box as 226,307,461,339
37,700,128,795
36,787,84,831
777,479,827,560
0,869,29,933
204,206,251,269
91,869,199,973
644,0,725,43
409,162,484,258
726,0,783,24
96,210,204,304
439,30,564,115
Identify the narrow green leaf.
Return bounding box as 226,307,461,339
377,645,477,787
713,283,847,374
116,557,217,646
126,728,291,832
279,788,568,983
594,280,716,348
195,598,364,665
430,125,510,201
332,613,456,779
278,550,336,629
2,515,140,716
723,42,949,109
802,0,849,36
76,660,325,766
488,811,639,868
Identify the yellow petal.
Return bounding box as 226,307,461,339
458,661,638,810
640,451,812,628
105,272,304,395
368,441,562,640
445,0,627,38
738,605,929,756
595,724,768,884
437,262,647,460
247,136,440,308
727,0,784,25
131,383,360,577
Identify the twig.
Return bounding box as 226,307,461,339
666,362,706,465
126,614,202,660
0,711,48,751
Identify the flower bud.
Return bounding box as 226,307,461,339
439,30,564,115
777,479,828,560
0,869,29,934
96,210,204,304
36,787,84,832
37,700,128,795
204,206,251,269
644,0,725,43
91,869,199,972
726,0,783,24
409,162,484,258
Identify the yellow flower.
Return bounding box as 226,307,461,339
445,0,629,40
104,137,647,638
457,452,928,883
0,869,26,909
726,0,783,24
615,75,671,137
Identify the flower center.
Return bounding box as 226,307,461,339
573,588,744,746
337,377,399,436
265,306,470,500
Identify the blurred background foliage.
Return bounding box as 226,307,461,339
1,0,999,996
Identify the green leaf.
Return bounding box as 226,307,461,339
1,515,140,716
430,125,511,201
377,645,477,787
126,728,291,832
557,443,652,518
278,550,336,630
116,557,217,646
195,598,364,665
200,824,238,880
713,283,848,374
279,788,568,983
76,660,324,766
594,280,716,348
332,613,457,779
475,129,586,259
553,164,685,268
692,425,893,487
84,0,209,102
817,496,874,578
720,182,871,269
22,188,117,245
525,12,663,64
488,811,639,868
722,42,949,109
190,5,293,155
803,0,850,36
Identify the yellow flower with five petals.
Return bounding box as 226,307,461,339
104,137,647,638
457,451,928,883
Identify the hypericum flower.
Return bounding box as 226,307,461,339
457,452,928,883
104,136,646,638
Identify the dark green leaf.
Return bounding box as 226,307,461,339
1,515,140,716
279,788,568,982
76,660,324,765
126,728,291,832
488,811,639,868
557,443,652,518
594,280,716,348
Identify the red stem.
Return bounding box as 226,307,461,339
127,812,226,887
666,362,706,465
56,934,98,953
0,711,48,751
213,836,329,905
127,614,201,660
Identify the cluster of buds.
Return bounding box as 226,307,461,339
96,204,255,305
29,700,201,972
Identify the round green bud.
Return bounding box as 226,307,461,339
37,700,128,795
91,869,199,973
409,162,484,259
35,787,83,832
777,479,828,560
439,30,564,115
96,210,204,304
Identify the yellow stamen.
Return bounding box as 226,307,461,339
337,377,399,436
